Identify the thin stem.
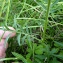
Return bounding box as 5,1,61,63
5,0,10,26
17,0,26,18
0,0,5,17
42,0,51,42
32,41,34,63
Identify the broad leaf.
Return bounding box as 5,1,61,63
12,52,29,63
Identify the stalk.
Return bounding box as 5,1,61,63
0,0,5,17
17,0,26,18
42,0,51,42
5,0,10,26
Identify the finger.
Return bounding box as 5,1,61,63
0,53,6,59
0,46,6,57
0,39,8,50
0,26,16,39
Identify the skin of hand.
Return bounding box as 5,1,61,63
0,39,8,58
0,27,16,39
0,26,16,59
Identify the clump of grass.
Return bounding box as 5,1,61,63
0,0,63,63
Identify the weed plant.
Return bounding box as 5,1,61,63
0,0,63,63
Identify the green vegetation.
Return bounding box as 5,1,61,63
0,0,63,63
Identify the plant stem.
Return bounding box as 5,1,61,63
17,0,26,18
0,0,5,17
42,0,51,42
5,0,10,26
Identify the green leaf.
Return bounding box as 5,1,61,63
17,33,21,46
13,15,17,28
34,0,46,10
22,35,27,45
35,45,43,54
35,55,46,60
33,43,37,50
26,53,32,59
17,20,26,26
51,48,59,54
26,58,32,63
49,58,61,63
53,54,63,60
54,41,63,47
51,0,59,7
27,48,32,53
60,50,63,55
35,58,42,63
12,52,28,63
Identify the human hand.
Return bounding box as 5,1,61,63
0,26,16,59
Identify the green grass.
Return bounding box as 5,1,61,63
0,0,63,63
